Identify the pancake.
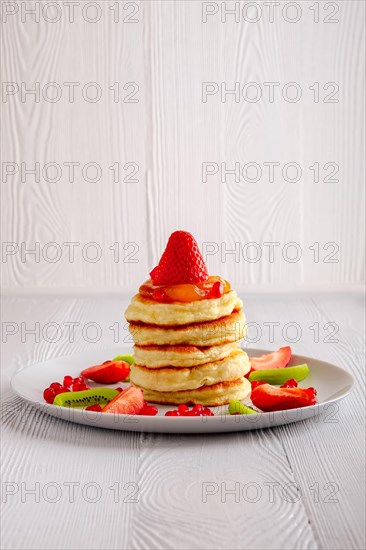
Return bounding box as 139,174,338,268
125,290,243,326
135,377,251,406
133,341,241,368
128,309,247,346
130,349,250,391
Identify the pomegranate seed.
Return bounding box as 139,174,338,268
116,387,124,393
85,404,102,412
203,407,214,416
50,382,63,391
43,387,56,404
165,410,180,416
63,376,73,388
53,386,67,396
192,404,203,413
73,376,85,385
178,404,189,414
140,405,158,416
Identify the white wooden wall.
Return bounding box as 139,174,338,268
2,0,365,294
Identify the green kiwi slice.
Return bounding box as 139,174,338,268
112,354,134,365
53,388,119,408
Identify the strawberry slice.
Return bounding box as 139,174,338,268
102,386,145,415
150,231,209,285
81,360,130,384
251,383,317,412
249,346,292,371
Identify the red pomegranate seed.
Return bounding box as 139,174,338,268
203,408,214,416
165,410,180,416
53,387,67,396
178,404,189,414
73,376,85,385
192,404,203,413
140,405,158,416
63,376,73,388
50,382,63,391
72,382,89,391
43,388,56,404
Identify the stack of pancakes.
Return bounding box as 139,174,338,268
125,289,251,406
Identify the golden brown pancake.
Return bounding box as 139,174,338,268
135,377,251,406
125,290,242,326
130,349,250,391
128,309,247,346
133,341,241,368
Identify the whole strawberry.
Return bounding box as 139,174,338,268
150,231,209,285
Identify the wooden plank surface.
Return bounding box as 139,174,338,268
1,294,365,550
1,1,365,292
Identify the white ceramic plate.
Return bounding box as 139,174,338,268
11,347,354,433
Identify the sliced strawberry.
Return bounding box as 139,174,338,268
150,231,209,285
250,381,267,390
249,346,292,371
85,404,103,412
102,386,144,415
81,361,130,384
281,379,298,389
251,383,317,412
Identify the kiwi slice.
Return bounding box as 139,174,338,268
112,354,134,365
53,388,119,408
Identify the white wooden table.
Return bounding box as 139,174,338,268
1,293,365,550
